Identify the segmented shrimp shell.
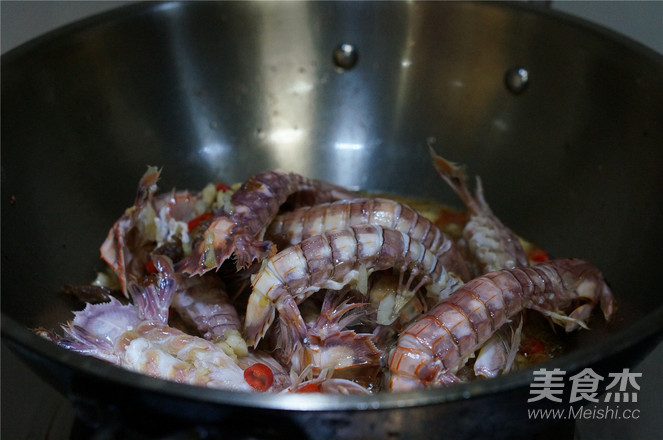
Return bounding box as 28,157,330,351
170,273,241,341
389,258,615,391
182,169,356,274
244,224,463,358
266,197,471,282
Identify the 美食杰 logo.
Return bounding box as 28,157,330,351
527,368,642,421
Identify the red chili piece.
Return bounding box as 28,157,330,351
520,338,546,357
216,182,231,191
527,249,549,263
145,259,158,274
244,363,273,391
187,212,214,231
434,207,469,229
296,383,322,393
295,382,322,393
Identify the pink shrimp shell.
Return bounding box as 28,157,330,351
265,197,472,282
181,169,357,275
388,258,614,391
244,224,458,352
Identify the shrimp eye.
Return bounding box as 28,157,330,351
244,363,274,391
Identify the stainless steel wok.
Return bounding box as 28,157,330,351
2,2,663,439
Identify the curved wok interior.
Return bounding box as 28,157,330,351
2,0,663,420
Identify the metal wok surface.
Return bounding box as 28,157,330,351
2,1,663,439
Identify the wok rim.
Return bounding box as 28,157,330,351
2,0,663,413
3,307,662,411
3,1,663,64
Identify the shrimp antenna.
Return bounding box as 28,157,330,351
428,144,482,214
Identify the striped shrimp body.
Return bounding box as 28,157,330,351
182,170,356,275
266,198,471,283
388,258,615,391
170,273,241,341
244,224,463,356
429,147,528,275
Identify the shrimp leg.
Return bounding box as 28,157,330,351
292,290,382,377
473,315,523,378
100,166,161,295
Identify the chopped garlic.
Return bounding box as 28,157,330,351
213,330,249,363
201,183,217,207
214,190,235,214
203,230,217,268
223,329,249,358
136,203,157,242
215,340,237,362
